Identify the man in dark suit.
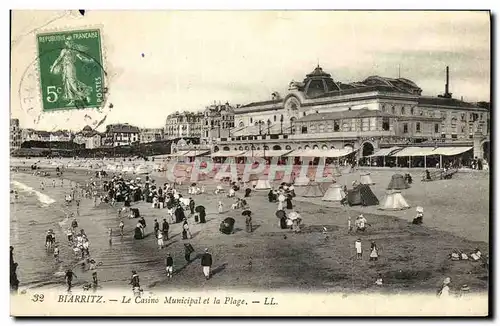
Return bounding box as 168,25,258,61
201,248,213,280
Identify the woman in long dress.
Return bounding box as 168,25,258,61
50,37,94,106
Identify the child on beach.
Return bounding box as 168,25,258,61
119,220,124,236
165,253,173,278
53,245,59,262
157,230,164,249
355,239,362,259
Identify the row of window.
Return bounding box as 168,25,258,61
382,104,486,122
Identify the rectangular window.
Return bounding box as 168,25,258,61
334,120,340,132
361,118,369,131
301,126,308,134
416,122,421,133
452,134,458,139
403,123,408,133
382,117,390,131
434,123,439,133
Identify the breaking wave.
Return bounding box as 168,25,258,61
11,180,56,206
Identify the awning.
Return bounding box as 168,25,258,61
368,147,402,157
185,150,210,157
239,149,292,157
431,147,473,156
211,150,245,157
286,148,354,158
391,147,438,157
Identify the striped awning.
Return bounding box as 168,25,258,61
431,147,473,156
391,147,437,157
239,149,292,157
368,147,402,157
185,150,210,157
286,148,354,158
211,150,245,157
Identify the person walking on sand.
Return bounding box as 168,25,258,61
189,198,195,215
369,241,379,261
355,239,362,260
184,243,194,263
76,199,80,216
40,181,45,190
165,253,173,278
162,218,169,240
108,228,112,245
218,201,224,214
119,220,124,236
65,269,77,292
347,216,353,234
53,245,60,262
437,277,451,298
154,219,160,239
129,271,141,296
52,179,56,188
183,218,192,239
157,230,164,249
201,248,213,280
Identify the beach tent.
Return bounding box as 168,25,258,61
360,172,375,185
254,179,272,190
293,175,310,186
386,174,410,190
322,184,346,202
300,182,325,198
379,190,410,211
331,166,342,177
346,184,379,206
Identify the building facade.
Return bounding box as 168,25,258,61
140,128,164,143
103,123,140,147
212,65,490,161
10,118,22,150
201,102,236,144
164,111,204,139
21,129,51,142
73,126,103,149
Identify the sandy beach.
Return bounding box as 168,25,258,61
10,162,489,295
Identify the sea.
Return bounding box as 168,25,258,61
10,172,165,291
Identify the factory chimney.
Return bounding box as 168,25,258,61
444,66,452,98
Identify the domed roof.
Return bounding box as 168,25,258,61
82,125,93,132
306,65,331,78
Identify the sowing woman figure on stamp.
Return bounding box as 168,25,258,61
50,36,94,106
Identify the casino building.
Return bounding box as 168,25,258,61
208,65,490,165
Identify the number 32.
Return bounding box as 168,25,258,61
32,294,44,302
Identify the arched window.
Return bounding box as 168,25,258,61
411,107,415,115
244,146,249,150
250,117,253,124
401,106,405,115
285,145,291,150
313,145,319,149
330,145,335,149
273,115,276,122
392,106,396,114
264,146,269,150
381,105,386,112
304,145,310,149
322,145,328,150
239,121,244,127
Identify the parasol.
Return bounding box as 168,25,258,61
242,210,252,217
416,206,424,213
195,205,206,213
288,212,300,220
275,210,286,219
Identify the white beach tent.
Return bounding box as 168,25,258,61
293,175,310,186
322,184,346,202
300,182,325,198
379,190,410,211
254,179,272,190
360,172,375,185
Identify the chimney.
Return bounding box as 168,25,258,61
444,66,452,98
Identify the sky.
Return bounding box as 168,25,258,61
10,10,490,131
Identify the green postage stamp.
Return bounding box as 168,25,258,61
36,29,105,112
